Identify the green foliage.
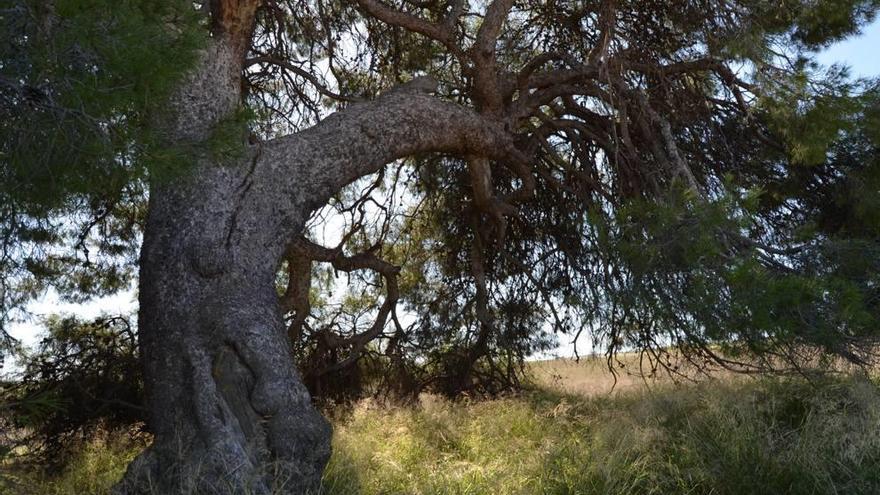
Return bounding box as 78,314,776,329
757,64,866,166
0,315,143,463
559,73,880,370
783,0,879,48
590,173,880,366
717,0,879,60
0,0,203,359
1,0,204,209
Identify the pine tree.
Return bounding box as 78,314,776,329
2,0,879,492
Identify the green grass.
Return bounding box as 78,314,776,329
6,368,880,494
324,376,880,495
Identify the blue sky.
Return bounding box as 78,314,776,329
4,18,880,369
816,17,880,76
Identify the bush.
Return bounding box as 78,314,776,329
0,315,144,464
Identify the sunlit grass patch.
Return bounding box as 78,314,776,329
323,375,880,495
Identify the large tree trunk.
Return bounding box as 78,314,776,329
113,33,332,491
112,6,511,490
111,9,332,487
115,174,331,494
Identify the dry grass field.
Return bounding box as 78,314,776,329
528,354,697,395
4,358,880,494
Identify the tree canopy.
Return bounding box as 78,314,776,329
257,0,880,394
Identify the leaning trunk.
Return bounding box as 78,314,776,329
114,136,331,495
113,15,333,490
115,172,330,494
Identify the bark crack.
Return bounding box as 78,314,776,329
226,142,263,247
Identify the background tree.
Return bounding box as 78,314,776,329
2,0,880,493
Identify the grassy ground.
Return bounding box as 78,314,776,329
5,358,880,494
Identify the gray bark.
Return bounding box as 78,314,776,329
114,34,511,494
114,39,331,495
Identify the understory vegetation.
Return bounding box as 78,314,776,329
5,362,880,495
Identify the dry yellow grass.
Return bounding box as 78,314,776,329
528,353,738,396
7,358,880,495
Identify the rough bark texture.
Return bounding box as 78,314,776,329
113,11,511,492
114,33,332,494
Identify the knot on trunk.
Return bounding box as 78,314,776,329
189,242,232,278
